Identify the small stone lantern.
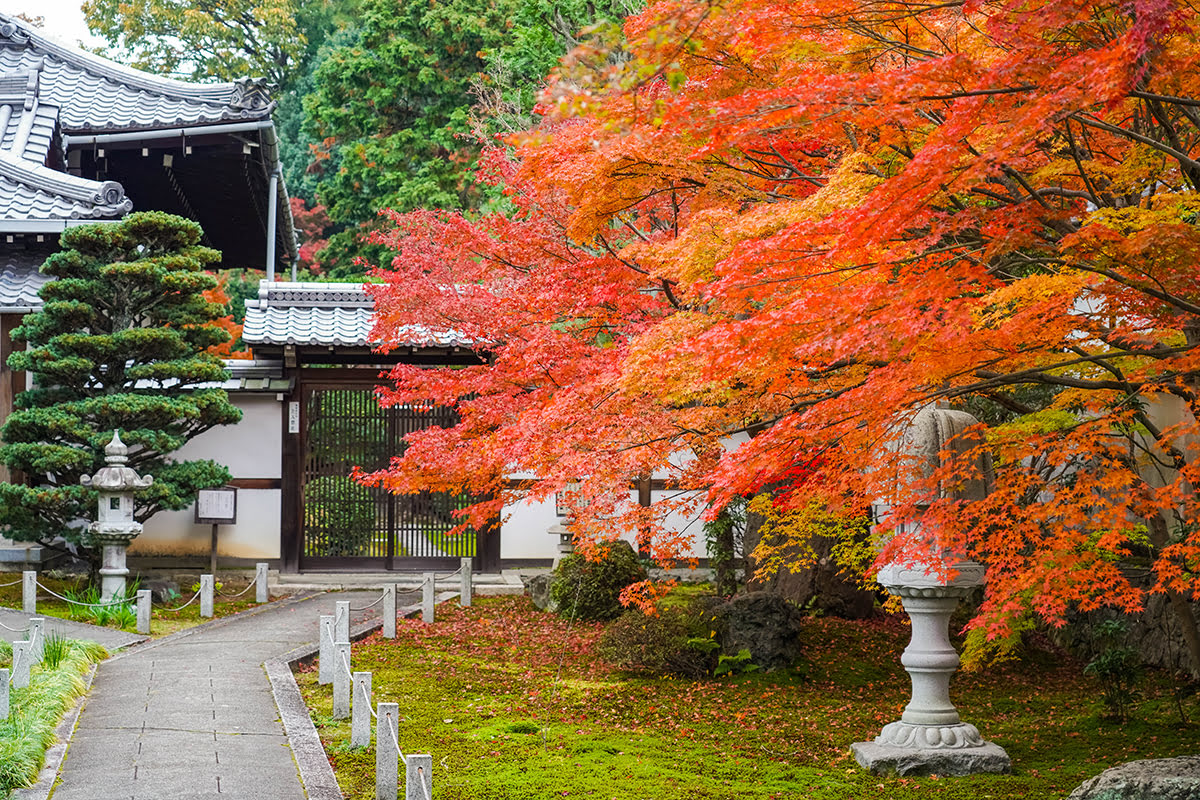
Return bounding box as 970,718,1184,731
80,431,153,602
547,481,581,568
851,405,1011,776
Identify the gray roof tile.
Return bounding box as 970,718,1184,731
0,254,51,309
242,281,471,349
0,17,273,133
0,154,131,220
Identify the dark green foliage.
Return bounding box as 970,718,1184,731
703,499,745,596
597,594,724,677
549,540,647,621
303,475,377,556
1085,618,1143,722
0,212,242,545
303,0,520,227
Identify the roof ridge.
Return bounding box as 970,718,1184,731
0,15,271,113
0,150,129,211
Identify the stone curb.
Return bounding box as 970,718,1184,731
264,591,458,800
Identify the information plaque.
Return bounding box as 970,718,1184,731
195,487,238,525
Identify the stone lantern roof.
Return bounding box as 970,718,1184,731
80,430,153,493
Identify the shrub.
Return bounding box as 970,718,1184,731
303,475,378,556
597,594,725,678
549,540,647,621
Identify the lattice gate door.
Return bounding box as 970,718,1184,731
300,384,478,569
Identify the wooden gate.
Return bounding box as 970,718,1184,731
298,382,489,570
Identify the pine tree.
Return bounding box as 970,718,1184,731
0,212,242,546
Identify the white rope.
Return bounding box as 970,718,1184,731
160,588,202,612
359,678,377,719
386,715,407,763
216,574,258,598
339,648,353,679
434,564,463,581
349,593,385,611
0,619,29,633
0,578,21,588
37,582,131,608
418,766,433,800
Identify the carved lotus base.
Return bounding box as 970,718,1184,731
877,721,983,749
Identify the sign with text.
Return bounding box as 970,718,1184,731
195,487,238,525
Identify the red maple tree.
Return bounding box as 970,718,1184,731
363,0,1200,670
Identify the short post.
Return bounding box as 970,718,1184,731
352,671,372,746
335,600,350,642
333,641,351,720
376,702,399,800
28,617,44,662
200,574,214,618
422,572,435,624
406,754,433,800
12,641,30,689
318,615,334,685
383,585,397,639
255,562,269,603
0,668,8,720
136,590,151,635
460,557,472,607
22,570,35,614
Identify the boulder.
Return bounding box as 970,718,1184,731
1067,757,1200,800
716,591,805,670
526,573,556,612
143,578,180,604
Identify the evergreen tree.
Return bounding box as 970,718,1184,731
0,212,242,546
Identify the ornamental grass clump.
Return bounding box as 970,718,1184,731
0,638,107,793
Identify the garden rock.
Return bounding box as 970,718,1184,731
716,591,804,670
1067,756,1200,800
143,578,180,603
527,574,556,612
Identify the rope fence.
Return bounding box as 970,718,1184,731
318,574,470,800
0,578,20,588
159,587,203,613
0,620,29,633
36,582,132,608
215,576,258,599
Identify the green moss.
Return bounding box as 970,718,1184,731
299,597,1200,800
0,639,107,792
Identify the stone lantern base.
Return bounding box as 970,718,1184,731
852,561,1011,777
852,738,1011,777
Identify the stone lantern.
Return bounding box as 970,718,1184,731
80,431,153,602
851,406,1011,776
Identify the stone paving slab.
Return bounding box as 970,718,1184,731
46,591,383,800
0,605,145,650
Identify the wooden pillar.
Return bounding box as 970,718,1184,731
279,365,300,573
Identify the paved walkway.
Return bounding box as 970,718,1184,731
25,592,385,800
0,607,144,651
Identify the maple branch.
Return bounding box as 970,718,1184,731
1069,113,1200,177
1130,90,1200,108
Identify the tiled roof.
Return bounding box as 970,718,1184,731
133,360,294,392
242,281,472,349
0,155,131,220
0,252,51,310
0,17,273,134
0,66,132,222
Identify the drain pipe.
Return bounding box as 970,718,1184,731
266,169,279,281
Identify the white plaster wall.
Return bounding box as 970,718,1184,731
498,489,708,561
500,496,560,560
168,395,282,479
133,394,283,558
135,489,281,558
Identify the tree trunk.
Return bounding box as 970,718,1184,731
1148,513,1200,678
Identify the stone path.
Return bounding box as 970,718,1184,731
0,606,144,651
32,591,384,800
